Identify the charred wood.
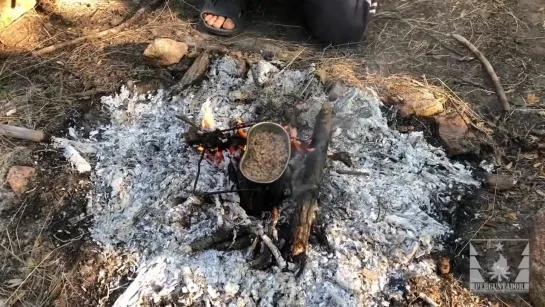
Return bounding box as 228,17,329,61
289,102,333,262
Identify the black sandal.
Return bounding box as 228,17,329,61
199,0,244,36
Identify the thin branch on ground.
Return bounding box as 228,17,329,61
530,129,545,137
32,0,162,56
512,108,545,114
335,169,370,176
258,233,287,270
450,33,510,112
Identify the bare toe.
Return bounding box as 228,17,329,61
206,15,217,26
212,16,226,28
223,18,235,30
204,14,213,22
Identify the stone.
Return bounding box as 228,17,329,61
434,114,477,156
143,38,188,66
474,172,516,191
531,208,545,307
437,256,451,275
383,77,445,118
326,80,347,102
6,165,36,195
0,0,37,29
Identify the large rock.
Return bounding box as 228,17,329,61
382,76,445,118
434,114,479,156
0,0,36,29
6,165,36,196
144,38,188,66
531,208,545,307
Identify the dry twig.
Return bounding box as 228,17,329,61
32,1,160,56
0,124,46,142
450,33,510,112
259,234,287,270
530,129,545,137
512,108,545,114
335,169,370,176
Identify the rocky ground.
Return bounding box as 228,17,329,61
0,0,544,306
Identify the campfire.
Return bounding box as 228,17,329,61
88,56,479,306
181,93,335,269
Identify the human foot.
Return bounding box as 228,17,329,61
202,13,236,31
200,0,243,36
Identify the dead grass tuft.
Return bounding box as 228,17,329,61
56,246,138,307
410,275,497,307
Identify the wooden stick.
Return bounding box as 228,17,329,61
530,129,545,137
0,124,46,142
512,108,545,114
335,169,370,176
176,114,200,130
32,1,160,56
450,33,510,112
291,102,333,259
259,233,287,270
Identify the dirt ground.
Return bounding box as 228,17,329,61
0,0,544,306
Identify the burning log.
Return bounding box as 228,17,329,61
181,102,334,271
289,102,333,265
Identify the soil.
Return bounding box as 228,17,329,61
0,0,544,306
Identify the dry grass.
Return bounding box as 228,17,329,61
0,199,64,307
411,275,497,307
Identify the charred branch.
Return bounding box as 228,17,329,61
189,226,252,252
289,102,333,261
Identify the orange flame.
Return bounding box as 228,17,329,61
286,125,314,153
202,106,215,131
236,118,248,138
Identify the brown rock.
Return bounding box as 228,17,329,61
6,166,36,195
474,172,516,191
398,89,444,117
326,80,347,102
383,77,445,118
0,0,37,29
437,256,451,275
531,208,545,307
143,38,188,66
434,114,475,156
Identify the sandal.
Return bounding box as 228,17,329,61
199,0,244,36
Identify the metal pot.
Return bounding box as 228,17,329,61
240,122,291,184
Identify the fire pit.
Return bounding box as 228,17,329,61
86,56,480,306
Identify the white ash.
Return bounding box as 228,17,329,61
51,137,94,173
85,56,480,306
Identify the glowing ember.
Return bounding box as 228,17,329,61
202,105,215,131
215,150,224,163
236,118,248,138
285,125,314,152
